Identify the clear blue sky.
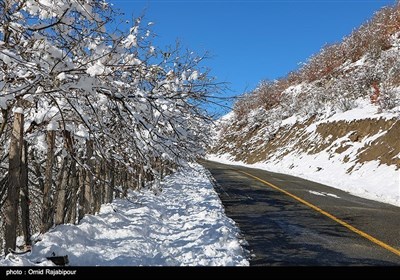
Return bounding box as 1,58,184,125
109,0,396,115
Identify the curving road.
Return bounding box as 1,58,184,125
201,160,400,266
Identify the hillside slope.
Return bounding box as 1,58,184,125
210,5,400,207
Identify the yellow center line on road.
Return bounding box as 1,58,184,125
237,170,400,258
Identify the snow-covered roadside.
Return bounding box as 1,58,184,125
0,164,249,266
208,152,400,206
207,153,399,207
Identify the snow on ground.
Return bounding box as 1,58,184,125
319,98,399,123
0,164,249,266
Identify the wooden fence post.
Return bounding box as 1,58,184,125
4,111,24,253
20,140,31,246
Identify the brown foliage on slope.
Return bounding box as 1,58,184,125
232,4,400,117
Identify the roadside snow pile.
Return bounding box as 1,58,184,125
0,164,249,266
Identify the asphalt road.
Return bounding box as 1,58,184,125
201,160,400,266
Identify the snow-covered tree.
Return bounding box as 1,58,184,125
0,0,216,255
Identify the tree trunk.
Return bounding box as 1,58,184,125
101,161,106,204
67,159,78,224
20,140,31,246
54,155,70,225
115,169,121,199
106,159,114,203
4,111,24,254
138,164,145,189
93,161,102,213
103,164,109,204
121,170,128,197
41,130,56,233
77,166,85,223
32,153,45,193
84,140,93,214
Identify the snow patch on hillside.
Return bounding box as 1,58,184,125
0,164,249,266
318,98,399,123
